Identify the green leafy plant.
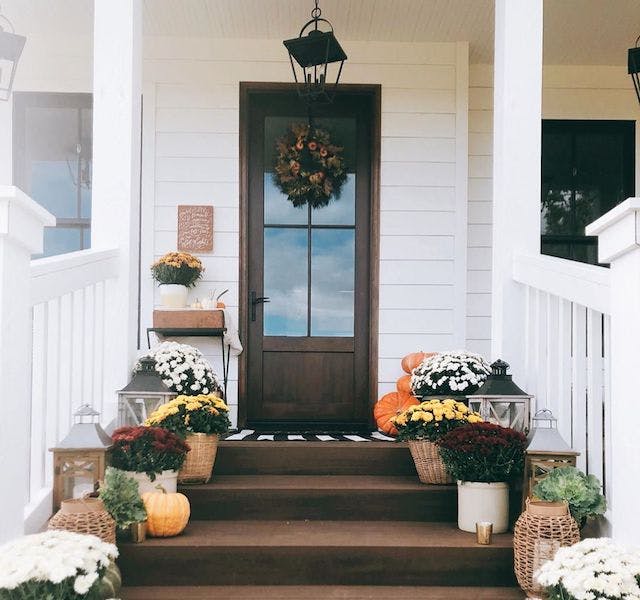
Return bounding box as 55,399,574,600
437,422,527,483
99,467,147,531
533,466,607,526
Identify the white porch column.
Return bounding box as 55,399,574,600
0,186,54,543
491,0,543,381
91,0,142,420
586,199,640,543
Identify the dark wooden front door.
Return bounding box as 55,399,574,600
240,84,379,430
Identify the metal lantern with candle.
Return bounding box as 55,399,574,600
467,359,533,433
283,0,347,103
523,409,580,506
50,405,112,511
117,356,176,427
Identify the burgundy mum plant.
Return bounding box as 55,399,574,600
437,422,526,483
110,426,190,480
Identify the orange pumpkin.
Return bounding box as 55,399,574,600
401,351,436,374
374,391,419,436
396,375,412,394
142,486,191,538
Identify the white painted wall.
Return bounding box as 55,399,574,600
465,63,640,362
141,38,470,416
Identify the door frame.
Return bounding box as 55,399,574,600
238,81,381,429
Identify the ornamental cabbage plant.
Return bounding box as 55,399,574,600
410,351,491,397
533,466,607,526
0,530,118,600
536,538,640,600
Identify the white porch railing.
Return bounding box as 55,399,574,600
513,253,612,520
25,248,120,532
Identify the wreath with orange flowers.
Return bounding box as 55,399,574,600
273,123,348,208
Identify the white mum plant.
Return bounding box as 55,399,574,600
410,350,491,397
0,530,118,600
138,341,221,396
536,538,640,600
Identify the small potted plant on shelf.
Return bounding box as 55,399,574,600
151,251,203,308
536,538,640,600
0,530,119,600
137,341,221,396
532,466,607,529
391,399,483,484
410,350,491,400
146,393,231,484
110,425,190,495
438,422,526,532
99,466,148,542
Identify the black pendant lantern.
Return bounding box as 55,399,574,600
0,11,26,101
628,36,640,106
283,0,347,103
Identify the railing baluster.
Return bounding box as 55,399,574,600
557,298,572,444
44,298,60,486
586,308,604,485
30,303,47,503
571,304,587,472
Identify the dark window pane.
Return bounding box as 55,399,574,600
311,229,355,337
541,121,634,265
264,228,308,336
311,173,355,226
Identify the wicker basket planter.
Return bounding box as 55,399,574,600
513,500,580,598
407,440,453,485
178,433,219,484
48,497,116,544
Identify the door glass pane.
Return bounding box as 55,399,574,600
311,173,356,226
264,174,308,225
311,229,355,337
264,228,308,336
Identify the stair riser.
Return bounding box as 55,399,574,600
215,443,416,476
119,546,516,587
184,489,457,522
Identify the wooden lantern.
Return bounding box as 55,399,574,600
50,405,112,511
523,409,580,506
117,357,176,426
467,359,533,433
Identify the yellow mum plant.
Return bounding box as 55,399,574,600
390,398,483,442
146,394,230,437
151,251,203,287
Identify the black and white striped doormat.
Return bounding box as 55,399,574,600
222,429,395,442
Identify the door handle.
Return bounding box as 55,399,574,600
250,291,270,321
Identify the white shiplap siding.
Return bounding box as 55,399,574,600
145,39,469,410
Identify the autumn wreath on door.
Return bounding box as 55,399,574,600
273,123,347,208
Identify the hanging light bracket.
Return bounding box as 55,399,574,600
628,35,640,106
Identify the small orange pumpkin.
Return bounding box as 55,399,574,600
396,375,412,394
401,351,436,374
142,485,191,538
374,391,419,436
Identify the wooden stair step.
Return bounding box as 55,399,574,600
118,520,516,587
215,441,416,476
121,585,524,599
181,475,457,521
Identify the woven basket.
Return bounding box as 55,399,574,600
513,500,580,598
48,497,116,544
407,440,453,485
178,433,219,484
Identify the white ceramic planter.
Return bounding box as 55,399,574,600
159,284,188,308
125,470,178,495
457,480,509,533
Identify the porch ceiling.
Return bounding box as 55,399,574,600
3,0,639,66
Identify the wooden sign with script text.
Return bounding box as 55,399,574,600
177,205,214,252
